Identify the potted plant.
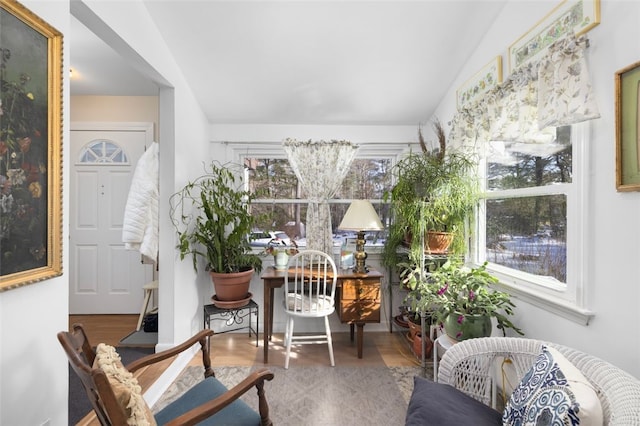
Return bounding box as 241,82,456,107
170,161,263,307
264,238,298,270
407,258,523,341
382,119,478,269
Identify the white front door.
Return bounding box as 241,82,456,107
69,123,154,314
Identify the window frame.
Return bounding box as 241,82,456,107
227,140,407,249
472,122,594,325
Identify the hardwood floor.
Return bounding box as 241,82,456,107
69,314,140,346
69,314,421,368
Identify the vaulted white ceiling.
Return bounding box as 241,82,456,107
70,1,507,126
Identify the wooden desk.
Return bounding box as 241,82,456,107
261,267,382,363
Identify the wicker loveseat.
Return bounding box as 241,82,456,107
406,337,640,425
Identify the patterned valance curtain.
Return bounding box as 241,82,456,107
449,33,599,154
283,139,358,254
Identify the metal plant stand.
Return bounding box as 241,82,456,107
203,299,259,347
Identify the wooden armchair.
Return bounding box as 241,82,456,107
59,324,274,425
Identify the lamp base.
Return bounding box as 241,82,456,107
353,230,368,274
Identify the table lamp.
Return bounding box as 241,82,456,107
338,200,384,273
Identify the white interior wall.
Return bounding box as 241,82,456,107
76,0,220,405
430,0,640,377
77,0,212,349
210,123,420,144
71,95,159,140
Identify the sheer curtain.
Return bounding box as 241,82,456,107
283,139,358,254
449,33,600,152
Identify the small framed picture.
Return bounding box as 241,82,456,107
456,56,502,109
615,61,640,191
508,0,600,72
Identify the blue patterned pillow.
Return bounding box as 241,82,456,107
502,345,603,426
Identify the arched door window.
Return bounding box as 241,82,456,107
78,139,128,164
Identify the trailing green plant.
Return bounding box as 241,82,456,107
383,119,479,269
170,161,263,274
404,258,523,336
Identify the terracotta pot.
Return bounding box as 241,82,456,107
209,268,254,301
426,231,454,254
407,318,422,340
403,231,454,254
412,333,433,359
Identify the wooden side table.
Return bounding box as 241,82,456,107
261,267,382,363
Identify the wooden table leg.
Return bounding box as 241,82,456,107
350,323,355,342
263,285,271,363
356,322,365,359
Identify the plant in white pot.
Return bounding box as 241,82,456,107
170,161,263,308
264,238,298,271
407,258,523,341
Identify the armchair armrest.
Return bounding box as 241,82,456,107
125,329,214,378
438,337,542,407
163,368,275,426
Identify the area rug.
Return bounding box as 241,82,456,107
119,329,158,347
69,346,154,425
153,364,431,425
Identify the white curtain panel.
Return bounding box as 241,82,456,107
537,34,600,128
488,65,557,145
283,139,358,254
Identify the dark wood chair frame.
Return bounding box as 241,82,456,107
59,323,274,426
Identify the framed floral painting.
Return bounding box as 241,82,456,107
508,0,600,72
0,0,62,291
615,61,640,192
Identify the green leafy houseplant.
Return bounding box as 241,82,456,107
405,258,523,340
170,161,262,275
382,119,478,269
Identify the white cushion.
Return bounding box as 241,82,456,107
503,344,603,425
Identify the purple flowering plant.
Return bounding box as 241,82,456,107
402,258,523,336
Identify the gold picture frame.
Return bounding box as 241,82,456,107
0,0,63,291
615,61,640,192
508,0,600,72
456,56,503,109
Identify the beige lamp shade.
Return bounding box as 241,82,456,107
338,200,382,273
338,200,383,231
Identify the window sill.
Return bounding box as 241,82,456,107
493,278,595,326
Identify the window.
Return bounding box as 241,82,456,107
245,157,392,246
229,142,402,248
78,139,128,164
475,123,592,323
484,126,571,283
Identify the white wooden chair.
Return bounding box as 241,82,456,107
282,250,337,369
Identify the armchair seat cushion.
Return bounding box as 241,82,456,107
406,376,502,426
154,376,262,426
